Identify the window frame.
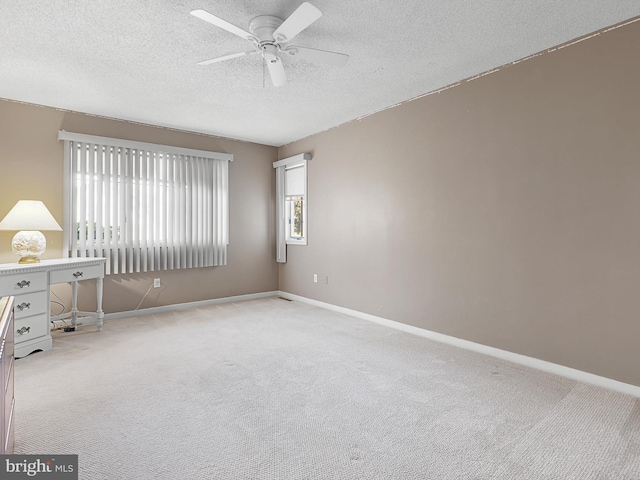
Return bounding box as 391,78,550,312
273,153,311,262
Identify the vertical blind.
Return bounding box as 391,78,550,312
59,132,231,275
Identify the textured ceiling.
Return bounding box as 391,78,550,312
1,1,639,147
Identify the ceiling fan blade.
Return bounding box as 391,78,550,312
284,46,349,67
190,9,256,41
196,50,258,66
266,56,287,87
273,2,322,43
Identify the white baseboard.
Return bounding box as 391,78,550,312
103,291,280,321
278,291,640,399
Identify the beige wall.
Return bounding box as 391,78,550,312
279,20,640,386
0,100,278,313
2,19,639,386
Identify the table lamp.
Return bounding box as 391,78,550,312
0,200,63,264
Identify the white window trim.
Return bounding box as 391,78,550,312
58,131,234,162
273,153,311,263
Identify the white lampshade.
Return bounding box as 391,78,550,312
0,200,62,263
0,200,62,231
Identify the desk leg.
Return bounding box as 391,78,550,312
96,276,104,332
71,281,78,329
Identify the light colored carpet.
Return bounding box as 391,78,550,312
14,297,640,479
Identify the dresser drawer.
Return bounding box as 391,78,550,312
14,314,48,344
0,271,47,296
12,291,47,319
3,354,13,400
1,332,12,392
3,359,13,433
50,264,103,284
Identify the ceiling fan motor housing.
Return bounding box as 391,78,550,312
249,15,285,63
249,15,283,43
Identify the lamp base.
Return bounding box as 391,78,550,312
11,230,46,264
18,256,41,264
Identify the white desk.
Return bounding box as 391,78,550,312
0,258,106,358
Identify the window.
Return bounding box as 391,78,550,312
273,153,311,263
284,163,306,243
58,131,232,275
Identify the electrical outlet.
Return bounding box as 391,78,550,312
313,274,318,283
324,275,329,284
153,278,161,288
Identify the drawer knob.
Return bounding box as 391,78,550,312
16,326,31,336
73,271,84,278
16,280,31,288
16,302,31,311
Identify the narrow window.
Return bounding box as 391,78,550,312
273,153,311,262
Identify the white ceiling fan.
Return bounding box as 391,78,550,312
190,2,349,87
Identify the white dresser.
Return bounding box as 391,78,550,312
0,258,106,358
